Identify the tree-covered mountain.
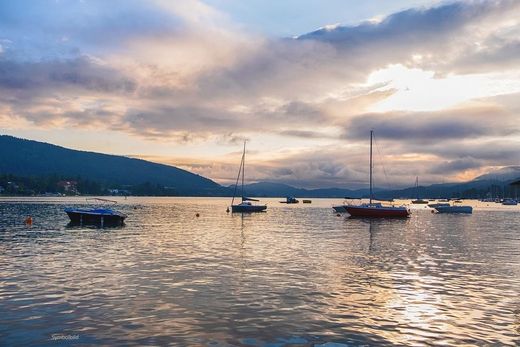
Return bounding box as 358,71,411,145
0,135,230,196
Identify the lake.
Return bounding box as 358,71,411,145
1,197,519,346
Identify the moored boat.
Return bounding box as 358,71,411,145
230,141,267,213
232,200,267,213
501,198,518,206
333,131,410,218
280,196,299,204
65,198,127,226
428,202,450,209
434,205,473,214
332,205,347,213
343,202,410,218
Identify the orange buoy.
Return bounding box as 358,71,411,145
25,216,33,226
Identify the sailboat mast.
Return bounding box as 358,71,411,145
370,130,373,204
242,140,246,201
416,176,419,200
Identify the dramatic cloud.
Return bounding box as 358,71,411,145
1,0,520,187
344,106,518,143
298,0,520,74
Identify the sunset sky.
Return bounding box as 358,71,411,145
1,0,520,188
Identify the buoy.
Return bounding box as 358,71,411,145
226,207,230,213
336,213,341,217
196,213,200,217
25,216,33,226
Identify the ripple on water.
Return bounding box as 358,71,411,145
0,198,519,346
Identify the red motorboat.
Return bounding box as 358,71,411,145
332,130,410,218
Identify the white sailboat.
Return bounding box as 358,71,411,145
230,141,267,213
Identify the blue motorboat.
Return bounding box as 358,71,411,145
280,196,299,204
65,198,127,226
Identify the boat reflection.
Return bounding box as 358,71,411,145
65,221,126,229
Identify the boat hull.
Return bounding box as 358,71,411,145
231,204,267,213
65,209,126,226
428,203,450,209
344,205,410,218
411,200,428,204
434,206,472,214
332,205,347,213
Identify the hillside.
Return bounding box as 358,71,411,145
234,182,377,198
239,175,520,200
0,135,229,196
375,179,515,200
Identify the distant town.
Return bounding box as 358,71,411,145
0,174,175,197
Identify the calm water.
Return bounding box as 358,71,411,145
1,197,519,346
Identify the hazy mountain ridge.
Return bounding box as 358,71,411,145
241,170,520,199
233,181,376,198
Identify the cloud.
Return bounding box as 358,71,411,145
0,56,135,94
3,0,520,135
298,0,520,75
277,130,335,139
0,0,183,56
415,139,520,163
430,158,484,175
344,106,517,143
448,38,520,74
1,0,520,187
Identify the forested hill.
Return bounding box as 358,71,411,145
0,135,228,196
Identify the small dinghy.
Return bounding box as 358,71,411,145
280,196,299,204
65,198,127,226
433,204,472,214
428,203,450,209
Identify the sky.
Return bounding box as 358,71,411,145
1,0,520,189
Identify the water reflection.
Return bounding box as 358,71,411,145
0,198,519,346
